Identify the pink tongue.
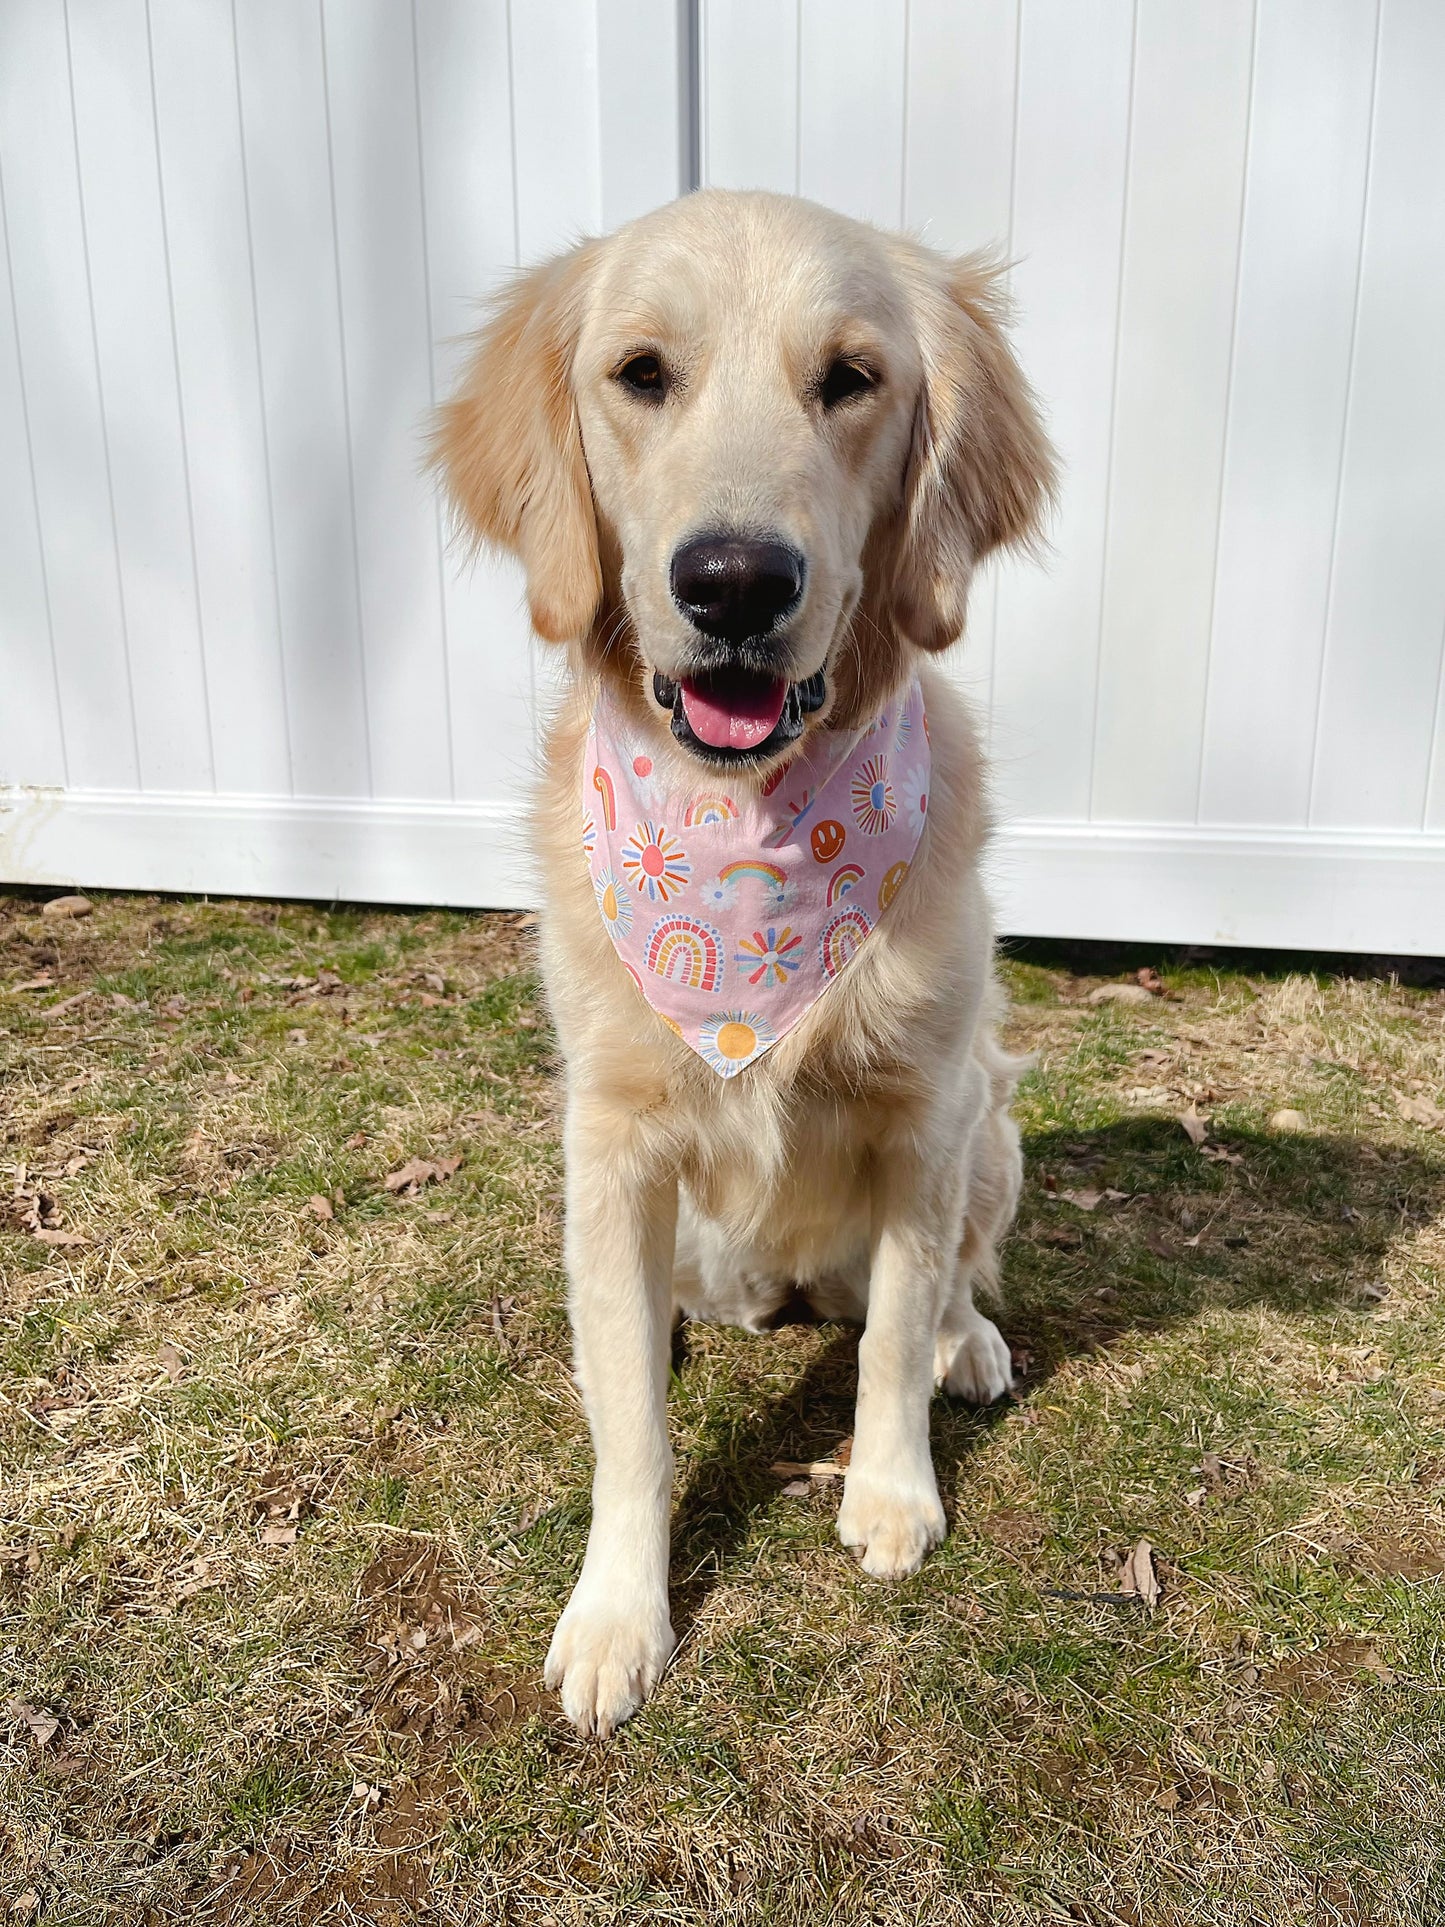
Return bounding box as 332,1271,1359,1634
679,675,788,751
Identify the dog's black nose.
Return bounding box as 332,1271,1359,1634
670,534,804,642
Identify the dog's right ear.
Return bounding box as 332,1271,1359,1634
431,244,602,645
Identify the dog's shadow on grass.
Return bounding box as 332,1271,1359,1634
665,1114,1445,1629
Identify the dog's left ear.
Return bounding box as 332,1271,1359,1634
888,252,1055,654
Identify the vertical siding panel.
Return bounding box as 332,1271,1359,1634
0,0,139,790
1309,0,1445,830
322,0,451,801
1197,0,1377,827
234,0,370,798
699,0,799,192
0,157,66,789
796,0,907,228
596,0,686,226
149,0,291,796
902,0,1017,253
510,0,602,254
414,0,535,807
509,0,604,728
901,0,1020,719
1427,638,1445,829
68,0,214,793
1090,1,1254,823
988,0,1134,825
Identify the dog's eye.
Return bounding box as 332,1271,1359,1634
614,353,666,400
819,357,878,410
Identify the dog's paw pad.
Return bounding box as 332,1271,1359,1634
544,1596,675,1739
837,1472,946,1579
936,1313,1013,1405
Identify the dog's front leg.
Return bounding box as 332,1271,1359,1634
837,1135,965,1578
544,1095,678,1737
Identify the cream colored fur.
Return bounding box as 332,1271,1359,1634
434,190,1053,1738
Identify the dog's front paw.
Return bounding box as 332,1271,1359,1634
936,1310,1014,1404
544,1587,675,1739
837,1465,946,1578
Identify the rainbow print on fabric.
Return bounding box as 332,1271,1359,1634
645,915,725,992
718,858,787,892
591,764,617,831
584,675,928,1074
819,906,873,979
621,820,691,903
683,792,738,827
826,862,866,905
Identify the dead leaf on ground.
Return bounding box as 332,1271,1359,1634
780,1479,812,1497
1040,1225,1083,1250
383,1153,463,1198
1395,1090,1445,1130
6,1699,60,1746
1088,982,1155,1007
305,1193,335,1221
1270,1108,1308,1131
344,1130,367,1150
158,1343,185,1385
1177,1109,1209,1149
40,895,92,921
42,990,94,1023
1117,1538,1161,1609
251,1470,311,1534
1201,1143,1244,1166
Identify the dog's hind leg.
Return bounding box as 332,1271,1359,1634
933,1068,1023,1404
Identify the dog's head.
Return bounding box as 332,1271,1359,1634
434,190,1052,776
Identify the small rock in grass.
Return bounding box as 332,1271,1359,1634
41,895,92,920
1087,983,1155,1007
1270,1108,1308,1131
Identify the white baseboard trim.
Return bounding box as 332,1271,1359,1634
0,787,535,910
985,821,1445,955
4,787,1444,955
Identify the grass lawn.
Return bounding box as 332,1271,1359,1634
2,890,1443,1925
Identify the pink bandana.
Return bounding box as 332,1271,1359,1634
583,678,929,1076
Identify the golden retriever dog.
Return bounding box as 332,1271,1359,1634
435,189,1053,1737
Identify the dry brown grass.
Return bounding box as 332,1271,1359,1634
2,893,1443,1925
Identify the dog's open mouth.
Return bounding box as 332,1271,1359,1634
653,667,827,762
